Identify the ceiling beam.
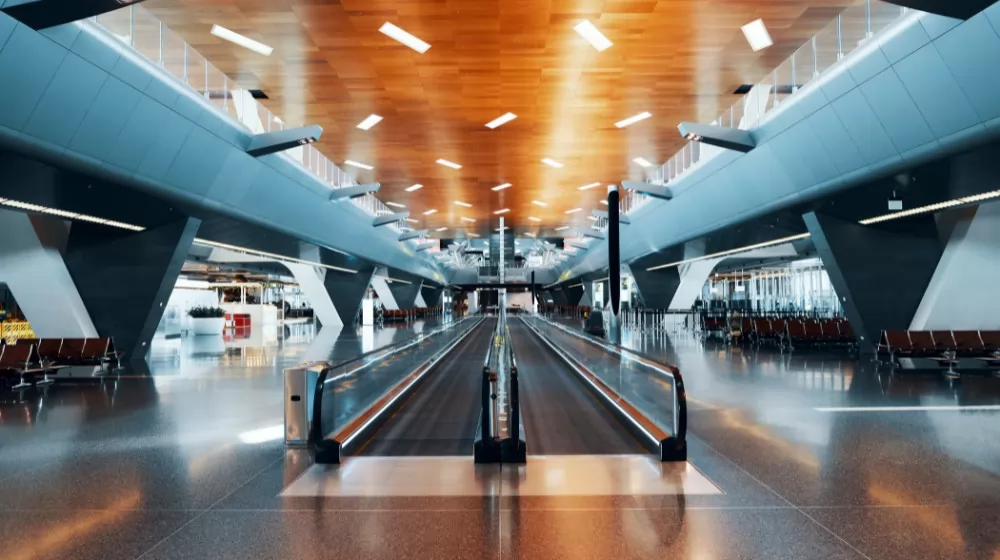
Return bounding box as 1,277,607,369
677,122,755,153
622,180,673,201
330,183,380,201
372,212,409,227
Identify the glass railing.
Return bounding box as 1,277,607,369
309,316,480,462
649,0,910,186
88,6,405,233
524,314,687,460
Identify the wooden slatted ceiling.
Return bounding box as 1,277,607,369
144,0,858,237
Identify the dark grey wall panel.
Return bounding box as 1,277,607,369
64,217,200,362
565,284,584,306
421,285,443,307
804,212,943,352
630,267,681,309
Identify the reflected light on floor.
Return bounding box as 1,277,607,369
239,424,284,444
5,490,141,560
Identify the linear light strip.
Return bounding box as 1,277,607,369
573,20,613,52
405,184,424,192
615,111,652,128
646,233,810,271
193,238,358,274
356,114,383,130
858,190,1000,224
815,405,1000,412
436,159,462,169
492,183,512,191
379,22,431,54
0,198,145,231
486,112,517,129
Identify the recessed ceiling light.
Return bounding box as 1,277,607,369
528,216,542,222
542,158,564,168
404,184,423,192
615,112,652,128
555,226,570,231
492,183,512,191
578,182,601,190
486,112,517,129
436,159,462,169
565,208,582,214
435,227,448,232
633,157,654,168
210,25,274,56
423,208,438,215
461,217,476,222
741,18,773,52
600,200,609,205
385,201,406,208
405,218,419,223
379,22,431,54
573,20,613,52
525,232,537,238
356,114,383,130
344,159,374,170
531,200,548,207
454,201,472,208
494,208,510,215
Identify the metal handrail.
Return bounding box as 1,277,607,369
534,315,687,447
308,316,475,445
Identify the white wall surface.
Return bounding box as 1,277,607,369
911,202,1000,330
0,210,98,338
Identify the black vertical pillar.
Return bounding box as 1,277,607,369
530,271,536,305
320,248,376,326
64,217,200,363
609,188,621,316
803,212,944,352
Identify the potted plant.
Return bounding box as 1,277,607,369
188,306,227,336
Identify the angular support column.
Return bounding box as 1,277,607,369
320,248,375,326
565,284,584,306
386,271,422,310
283,263,343,328
0,210,98,338
370,275,399,310
579,283,594,307
422,284,443,307
64,217,201,363
803,212,944,352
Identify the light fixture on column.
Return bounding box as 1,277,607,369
677,122,756,153
622,180,673,201
246,125,323,157
372,212,409,227
329,183,380,201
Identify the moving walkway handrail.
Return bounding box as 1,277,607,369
534,315,687,451
308,316,476,445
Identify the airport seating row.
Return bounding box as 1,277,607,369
878,330,1000,361
381,306,442,322
702,315,856,349
0,337,122,390
540,305,591,318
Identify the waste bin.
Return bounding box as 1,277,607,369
284,363,324,446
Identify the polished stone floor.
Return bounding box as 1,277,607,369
1,316,999,559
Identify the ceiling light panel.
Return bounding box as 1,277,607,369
615,111,652,128
531,200,548,207
578,182,601,190
454,201,472,207
356,114,383,130
385,201,406,208
633,157,654,168
486,112,517,129
542,158,564,168
435,227,448,232
494,208,510,215
423,208,438,215
405,218,419,223
404,184,423,192
436,159,462,169
379,22,431,54
461,217,476,222
345,159,374,170
210,25,273,56
492,183,512,191
555,226,570,231
573,20,613,52
528,216,542,222
565,208,582,214
742,19,773,51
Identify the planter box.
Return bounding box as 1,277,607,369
191,317,226,336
